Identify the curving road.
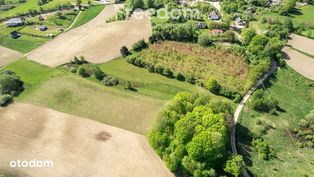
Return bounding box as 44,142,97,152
230,61,277,177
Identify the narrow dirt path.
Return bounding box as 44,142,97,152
231,61,277,177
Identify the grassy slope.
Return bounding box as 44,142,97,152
70,5,105,29
237,67,314,177
5,59,214,134
99,58,208,100
17,74,166,134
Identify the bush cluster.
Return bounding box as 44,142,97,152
0,71,24,106
293,110,314,148
126,55,196,84
102,76,119,86
249,89,278,113
252,138,272,160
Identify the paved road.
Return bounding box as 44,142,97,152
283,46,314,81
230,61,277,177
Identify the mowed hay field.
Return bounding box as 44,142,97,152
287,34,314,55
0,103,174,177
17,75,166,134
136,41,249,93
27,4,152,67
0,46,22,66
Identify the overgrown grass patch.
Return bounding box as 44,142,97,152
132,41,249,94
0,35,48,53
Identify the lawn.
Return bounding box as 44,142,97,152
133,41,249,94
237,67,314,177
0,34,48,53
99,58,208,100
70,5,105,29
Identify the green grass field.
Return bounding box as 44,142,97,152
99,58,208,100
5,59,63,85
71,5,105,29
0,35,48,53
4,59,219,134
237,67,314,177
290,5,314,27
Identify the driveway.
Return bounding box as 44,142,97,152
27,4,152,67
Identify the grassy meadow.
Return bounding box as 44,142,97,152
237,67,314,177
99,58,207,100
70,5,105,29
290,5,314,27
135,41,249,93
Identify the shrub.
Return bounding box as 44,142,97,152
124,81,134,90
176,72,185,81
162,68,173,78
102,76,119,86
93,65,105,81
197,33,212,47
77,67,89,77
132,39,148,52
154,65,164,74
120,46,131,57
0,94,12,106
0,71,24,96
206,78,220,94
249,89,278,112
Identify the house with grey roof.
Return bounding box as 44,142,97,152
6,18,24,27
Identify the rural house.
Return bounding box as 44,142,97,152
208,10,220,20
235,17,245,26
39,26,48,31
6,18,24,27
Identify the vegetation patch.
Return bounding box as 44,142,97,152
127,41,249,95
237,67,314,177
148,92,245,176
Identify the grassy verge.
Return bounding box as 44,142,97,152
99,58,208,100
237,67,314,177
70,5,105,29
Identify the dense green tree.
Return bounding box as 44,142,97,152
0,71,24,96
120,46,131,57
125,0,144,10
224,155,246,177
279,0,296,15
206,78,221,94
241,28,256,45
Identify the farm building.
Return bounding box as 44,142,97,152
208,11,220,20
10,31,21,39
235,17,245,26
6,18,24,27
